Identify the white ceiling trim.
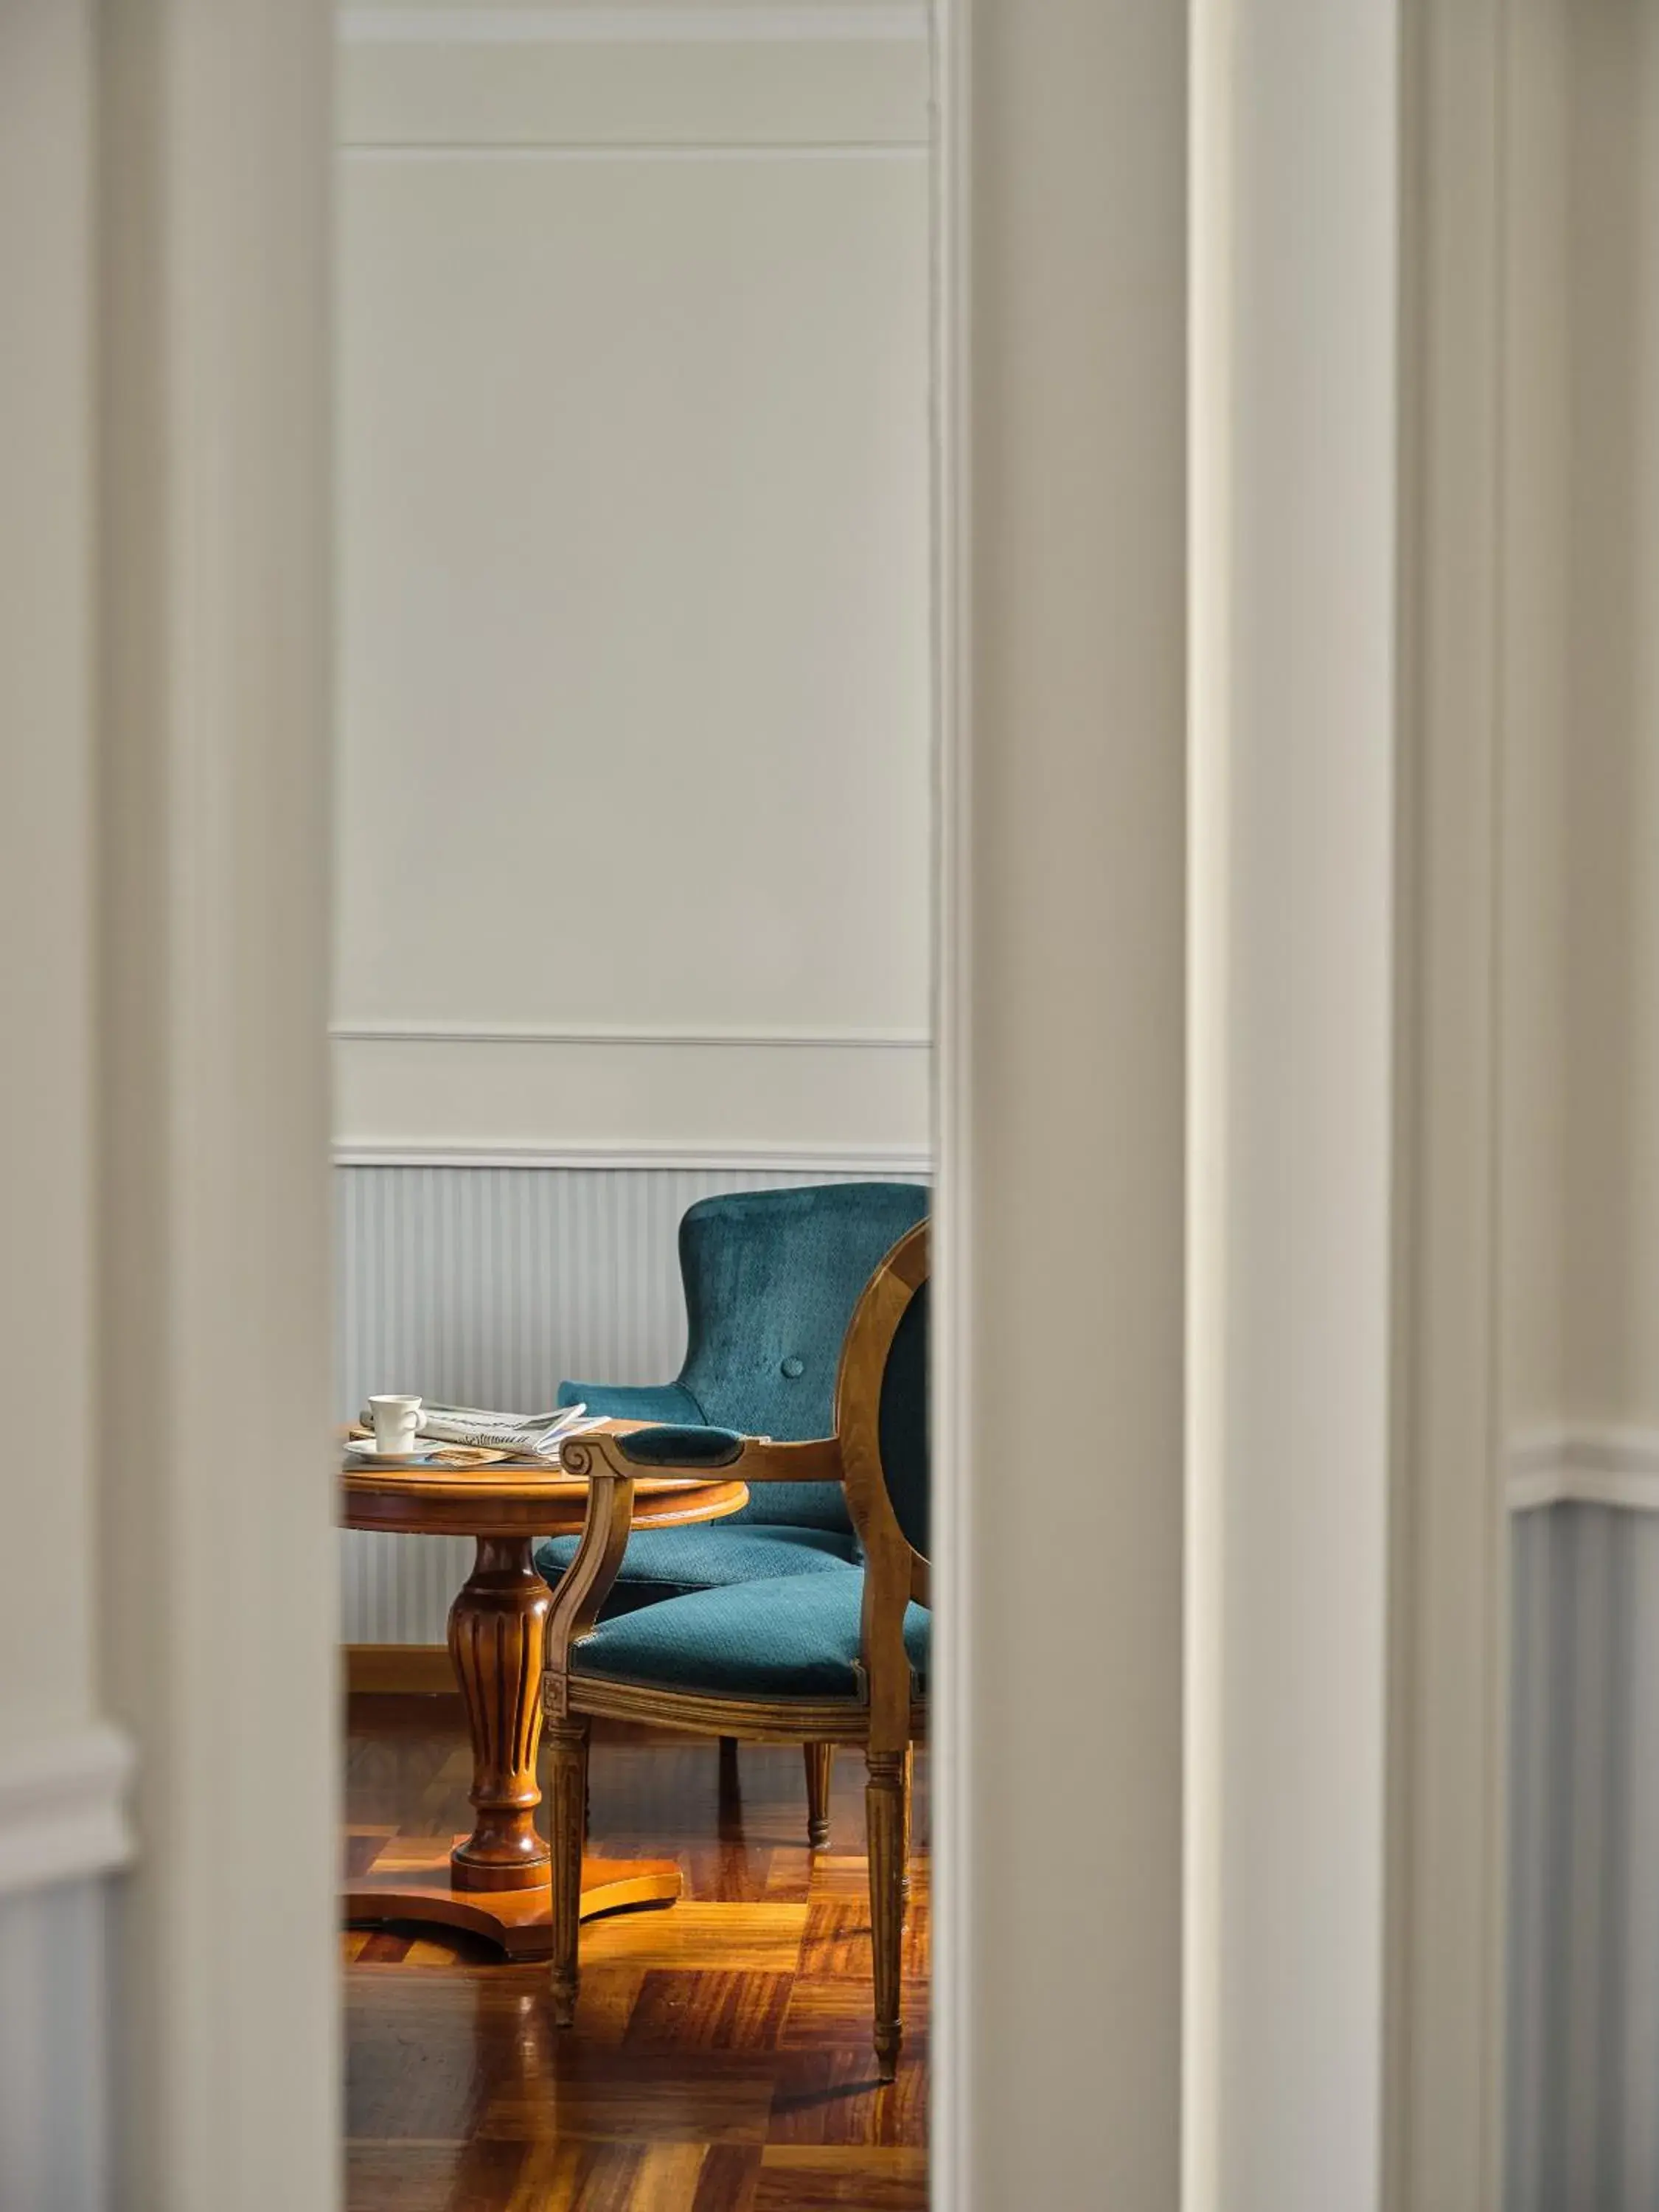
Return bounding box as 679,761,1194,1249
340,6,930,46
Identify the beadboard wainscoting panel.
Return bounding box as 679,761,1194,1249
1505,1503,1659,2212
337,1161,928,1641
0,1874,111,2210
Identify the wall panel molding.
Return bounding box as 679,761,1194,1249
0,1722,133,1899
333,1020,931,1047
1509,1427,1659,1514
333,1035,931,1158
335,1139,932,1172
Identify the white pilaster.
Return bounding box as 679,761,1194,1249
936,4,1189,2206
1188,5,1402,2208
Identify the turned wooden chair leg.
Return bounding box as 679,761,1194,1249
547,1715,589,2027
804,1742,834,1848
865,1744,911,2081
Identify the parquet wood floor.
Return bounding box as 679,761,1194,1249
345,1694,929,2212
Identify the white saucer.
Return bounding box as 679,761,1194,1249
344,1433,509,1471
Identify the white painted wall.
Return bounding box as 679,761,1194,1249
1,0,100,1761
1554,0,1659,1435
1495,6,1659,2205
333,4,932,1160
1495,0,1659,1439
1498,0,1571,1441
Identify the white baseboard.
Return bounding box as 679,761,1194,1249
0,1723,135,1899
1508,1427,1659,1514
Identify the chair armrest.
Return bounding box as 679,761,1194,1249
543,1440,635,1711
613,1423,745,1468
562,1427,844,1487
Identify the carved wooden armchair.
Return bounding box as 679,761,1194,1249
543,1222,930,2080
534,1180,928,1848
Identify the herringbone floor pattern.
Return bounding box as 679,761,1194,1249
344,1696,929,2211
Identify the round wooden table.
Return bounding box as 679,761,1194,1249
341,1444,748,1958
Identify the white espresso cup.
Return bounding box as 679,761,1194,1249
368,1394,422,1455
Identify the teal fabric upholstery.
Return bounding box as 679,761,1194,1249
570,1570,930,1702
616,1424,744,1468
560,1381,702,1428
533,1523,857,1618
559,1181,928,1532
877,1280,930,1558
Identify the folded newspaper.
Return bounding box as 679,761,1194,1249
356,1401,599,1457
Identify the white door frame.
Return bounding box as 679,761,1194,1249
91,0,1514,2205
97,3,338,2205
931,1,1190,2203
937,3,1512,2208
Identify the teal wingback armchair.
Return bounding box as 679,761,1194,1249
535,1181,928,1848
544,1221,931,2080
535,1182,927,1599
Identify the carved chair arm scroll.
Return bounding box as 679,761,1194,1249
542,1436,635,1719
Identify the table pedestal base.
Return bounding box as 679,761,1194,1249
345,1831,681,1961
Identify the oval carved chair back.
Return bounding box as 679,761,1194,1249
833,1222,930,1758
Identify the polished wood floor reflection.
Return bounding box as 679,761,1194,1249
344,1695,929,2211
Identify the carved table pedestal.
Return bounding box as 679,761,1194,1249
341,1448,748,1958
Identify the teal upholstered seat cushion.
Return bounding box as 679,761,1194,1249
559,1181,928,1531
534,1523,858,1616
570,1570,930,1703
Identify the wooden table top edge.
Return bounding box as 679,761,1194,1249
337,1421,749,1534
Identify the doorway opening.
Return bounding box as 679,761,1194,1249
330,7,939,2203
